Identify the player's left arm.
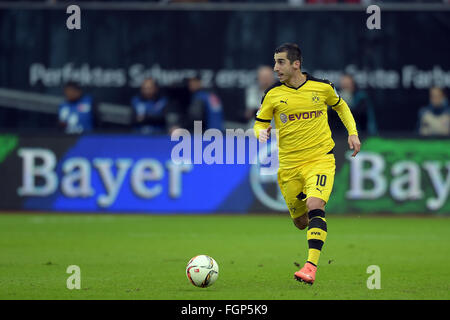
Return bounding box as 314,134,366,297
326,83,361,157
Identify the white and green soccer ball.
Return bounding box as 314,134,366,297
186,255,219,288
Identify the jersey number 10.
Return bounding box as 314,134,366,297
315,175,327,187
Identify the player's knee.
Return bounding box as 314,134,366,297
306,197,325,212
293,219,307,230
293,215,308,230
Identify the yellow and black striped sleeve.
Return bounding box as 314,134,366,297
253,90,274,139
326,82,358,136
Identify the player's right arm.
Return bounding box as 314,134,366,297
253,91,274,142
58,103,69,130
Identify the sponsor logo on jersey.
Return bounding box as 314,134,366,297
77,103,91,113
208,94,222,111
288,110,323,121
280,113,288,123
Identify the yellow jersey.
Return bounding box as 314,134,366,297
254,72,358,169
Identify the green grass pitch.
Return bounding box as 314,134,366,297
0,213,449,300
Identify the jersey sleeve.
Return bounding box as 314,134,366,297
58,103,69,122
326,82,358,136
325,81,341,107
253,91,274,138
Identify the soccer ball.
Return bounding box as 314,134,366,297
186,255,219,288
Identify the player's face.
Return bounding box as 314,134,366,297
64,86,82,102
339,75,355,93
141,79,157,99
273,52,298,83
258,67,275,90
188,78,202,92
430,88,445,107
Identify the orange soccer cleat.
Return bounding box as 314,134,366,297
294,262,317,285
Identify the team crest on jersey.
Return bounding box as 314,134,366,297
312,92,320,103
77,103,91,113
280,113,288,123
208,94,222,111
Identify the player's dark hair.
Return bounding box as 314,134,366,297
187,74,202,82
341,73,358,90
142,77,159,88
275,43,303,66
63,81,81,91
430,86,446,97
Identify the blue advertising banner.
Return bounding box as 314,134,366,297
11,134,272,213
0,134,448,215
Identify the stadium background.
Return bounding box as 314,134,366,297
0,0,449,301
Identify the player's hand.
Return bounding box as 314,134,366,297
259,126,272,143
348,135,361,157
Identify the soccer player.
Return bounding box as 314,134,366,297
131,78,169,134
254,43,361,285
59,82,97,134
187,76,224,131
